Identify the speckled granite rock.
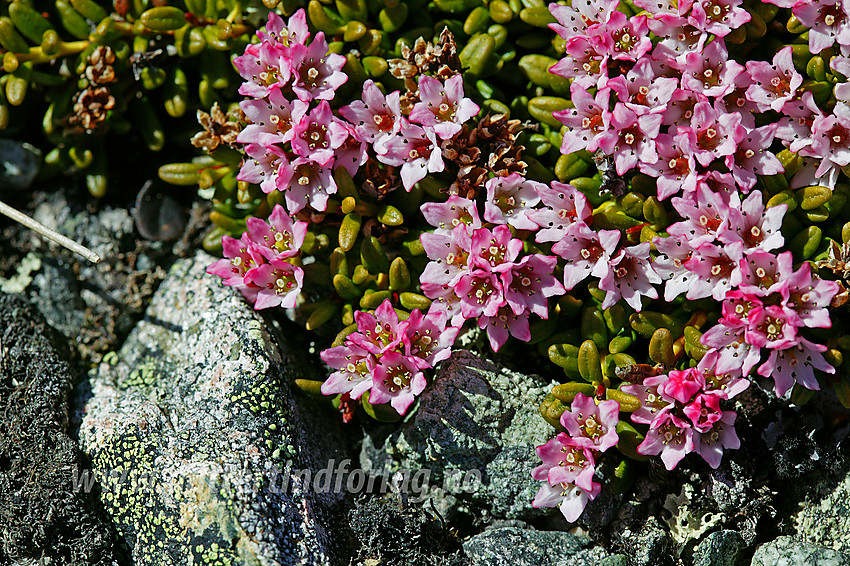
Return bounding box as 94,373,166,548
78,253,350,566
463,527,616,566
692,530,744,566
360,350,556,520
793,467,850,554
750,536,850,566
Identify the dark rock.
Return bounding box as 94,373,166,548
348,495,468,565
359,350,556,521
463,527,611,566
622,517,676,566
77,253,352,565
692,530,745,566
750,536,850,566
0,294,117,565
0,139,41,191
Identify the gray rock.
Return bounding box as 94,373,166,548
359,350,556,520
793,469,850,553
623,517,676,566
0,139,41,191
78,253,351,566
693,530,744,566
751,536,850,566
463,527,612,566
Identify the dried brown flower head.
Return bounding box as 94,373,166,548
190,103,242,152
69,86,115,131
85,46,117,86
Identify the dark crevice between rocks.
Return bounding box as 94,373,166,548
0,294,128,566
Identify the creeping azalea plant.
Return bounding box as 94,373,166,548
207,0,850,525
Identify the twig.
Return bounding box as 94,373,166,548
0,200,101,263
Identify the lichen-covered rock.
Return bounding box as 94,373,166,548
620,516,676,566
793,466,850,553
0,294,117,565
359,350,556,520
463,527,613,566
0,139,41,191
750,536,850,566
692,530,744,566
78,253,351,566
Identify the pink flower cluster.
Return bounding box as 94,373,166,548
341,76,479,191
319,300,459,414
234,10,355,214
532,394,619,522
206,204,306,309
700,257,839,397
418,181,567,351
623,363,746,470
550,0,786,200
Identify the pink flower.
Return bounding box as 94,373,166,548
420,225,472,285
682,241,744,301
379,121,444,191
784,261,839,329
483,174,542,230
469,225,523,272
607,59,678,116
237,90,308,147
793,0,850,54
701,325,762,377
652,236,698,301
349,300,405,356
455,269,505,319
622,375,674,425
552,224,620,290
683,392,724,432
288,32,347,101
557,84,611,154
290,100,349,167
721,191,786,252
649,16,708,66
408,74,479,140
369,350,427,414
667,184,734,246
403,307,459,368
335,125,369,176
640,133,699,200
596,103,663,174
246,204,307,261
738,249,793,294
663,368,706,404
808,103,850,182
532,479,602,523
320,342,374,399
257,10,310,48
339,80,403,153
697,350,750,399
420,195,481,234
549,0,620,38
560,393,620,452
243,257,304,310
681,39,744,98
502,254,564,318
529,181,592,243
745,47,804,113
206,233,264,303
757,338,834,396
725,125,784,190
238,143,288,195
552,36,609,89
693,411,740,468
234,41,291,99
478,304,531,351
687,0,751,36
678,101,743,167
744,304,801,350
593,12,653,61
599,242,661,311
637,410,695,470
533,433,597,491
275,156,336,214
